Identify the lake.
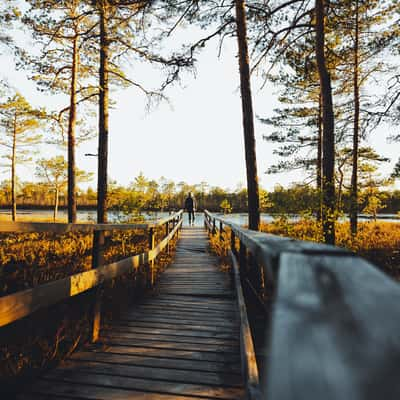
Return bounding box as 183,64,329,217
1,209,398,225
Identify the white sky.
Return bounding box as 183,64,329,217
0,11,399,192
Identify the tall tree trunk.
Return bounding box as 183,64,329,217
54,187,59,222
234,0,260,231
350,0,360,236
315,0,335,245
337,165,344,212
97,1,109,225
11,112,17,222
92,0,109,270
67,32,79,223
317,90,323,222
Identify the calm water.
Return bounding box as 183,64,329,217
1,209,399,225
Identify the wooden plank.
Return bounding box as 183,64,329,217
135,304,236,316
123,309,237,322
40,372,245,399
139,299,236,311
18,381,219,400
70,350,242,374
100,337,239,354
106,324,238,339
117,315,238,329
101,330,238,346
45,359,242,387
85,344,241,363
108,320,236,334
266,253,400,400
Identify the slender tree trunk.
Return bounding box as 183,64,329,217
67,32,79,223
315,0,335,244
92,0,109,271
11,112,17,222
350,0,360,236
54,187,59,222
337,167,344,212
234,0,260,231
317,90,323,222
97,1,109,225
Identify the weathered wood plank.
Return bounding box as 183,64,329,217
70,350,242,374
107,324,238,339
19,381,224,400
266,253,400,400
87,344,241,363
101,330,238,347
45,359,242,387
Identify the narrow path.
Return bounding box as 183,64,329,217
19,227,245,400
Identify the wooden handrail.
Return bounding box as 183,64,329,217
205,210,400,400
0,210,183,233
0,213,183,328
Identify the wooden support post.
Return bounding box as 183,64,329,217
148,227,155,287
219,221,223,241
231,230,236,256
91,230,104,343
166,222,170,254
212,218,216,235
239,240,247,278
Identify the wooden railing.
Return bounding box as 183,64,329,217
204,210,400,400
0,210,183,342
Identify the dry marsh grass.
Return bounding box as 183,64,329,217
261,219,400,279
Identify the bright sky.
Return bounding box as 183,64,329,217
0,9,399,192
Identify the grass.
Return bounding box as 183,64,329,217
208,218,400,280
261,218,400,280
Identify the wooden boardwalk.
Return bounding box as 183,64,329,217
19,227,245,400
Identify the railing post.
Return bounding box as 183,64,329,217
239,240,247,278
91,230,104,343
166,221,170,254
231,230,236,256
219,221,223,242
148,227,155,287
212,218,216,235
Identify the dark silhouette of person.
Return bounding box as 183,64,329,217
184,192,196,225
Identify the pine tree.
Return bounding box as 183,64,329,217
235,0,260,230
0,93,43,221
23,0,98,223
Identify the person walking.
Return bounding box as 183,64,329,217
184,192,196,226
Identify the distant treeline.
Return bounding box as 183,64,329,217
1,176,398,216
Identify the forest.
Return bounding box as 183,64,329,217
0,0,399,246
1,175,400,219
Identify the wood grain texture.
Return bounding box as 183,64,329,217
229,249,262,400
266,253,400,400
17,226,245,400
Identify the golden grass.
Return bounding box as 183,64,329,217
207,219,400,280
261,219,400,279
